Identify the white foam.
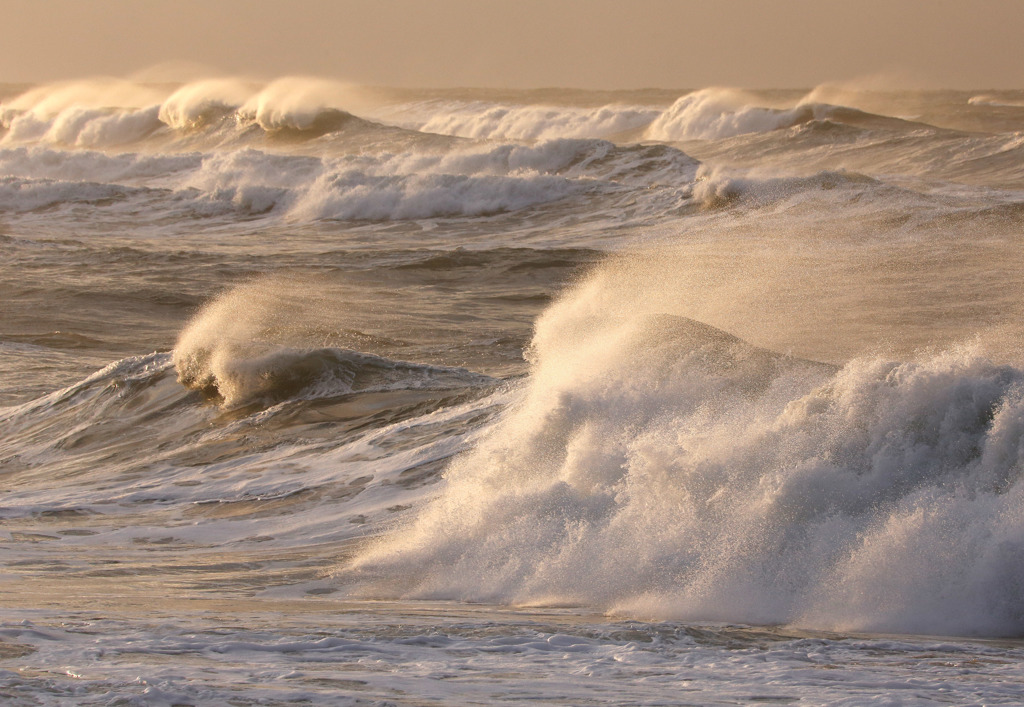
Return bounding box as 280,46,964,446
0,147,200,186
0,138,639,221
4,608,1023,705
0,175,139,212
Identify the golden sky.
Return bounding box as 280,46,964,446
2,0,1021,88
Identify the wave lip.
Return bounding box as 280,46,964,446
157,79,254,131
645,89,803,140
969,94,1024,108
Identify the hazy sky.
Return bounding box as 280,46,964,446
2,0,1021,89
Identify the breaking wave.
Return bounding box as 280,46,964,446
347,259,1024,638
0,77,389,148
969,94,1024,108
402,100,660,141
173,276,495,407
645,88,934,141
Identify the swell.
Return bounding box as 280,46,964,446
0,344,507,555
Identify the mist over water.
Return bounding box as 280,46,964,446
2,77,1023,704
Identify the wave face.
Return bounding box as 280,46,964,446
645,88,805,140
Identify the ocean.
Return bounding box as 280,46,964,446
1,78,1023,705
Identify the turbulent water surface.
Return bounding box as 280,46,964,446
2,79,1024,705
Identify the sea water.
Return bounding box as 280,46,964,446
1,79,1023,705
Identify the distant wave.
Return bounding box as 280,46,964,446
689,165,891,209
969,94,1024,108
183,138,627,221
0,146,200,184
645,88,936,141
0,175,145,211
0,77,405,149
0,138,699,221
386,91,929,144
396,99,660,141
0,78,949,156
